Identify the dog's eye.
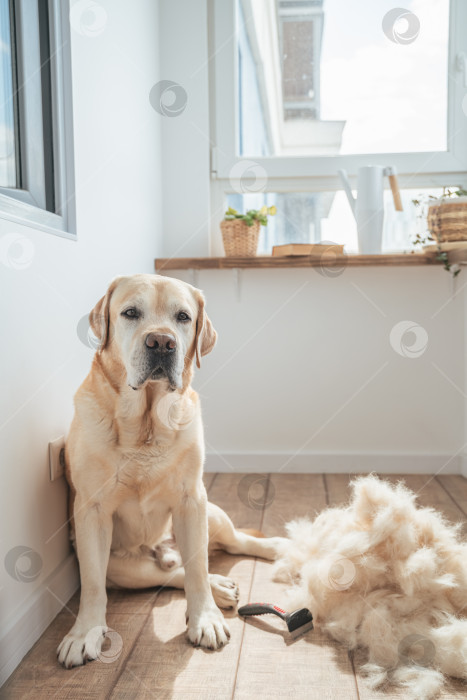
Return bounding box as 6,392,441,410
177,311,191,322
121,308,140,319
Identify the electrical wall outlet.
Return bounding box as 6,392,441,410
49,436,66,481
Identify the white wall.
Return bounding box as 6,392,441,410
159,0,211,257
172,267,465,473
0,0,162,683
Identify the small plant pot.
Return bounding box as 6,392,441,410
220,219,261,257
427,197,467,243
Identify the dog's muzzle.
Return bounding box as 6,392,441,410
129,332,182,391
145,331,178,381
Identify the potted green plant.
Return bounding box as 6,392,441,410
412,187,467,275
220,205,277,257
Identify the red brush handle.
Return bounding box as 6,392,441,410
237,602,287,620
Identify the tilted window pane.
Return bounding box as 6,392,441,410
0,0,18,187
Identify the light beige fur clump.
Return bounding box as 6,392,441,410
274,475,467,699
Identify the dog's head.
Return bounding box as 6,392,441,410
89,274,217,390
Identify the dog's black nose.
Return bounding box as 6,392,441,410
145,332,176,352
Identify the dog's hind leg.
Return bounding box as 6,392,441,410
207,502,287,560
106,553,239,609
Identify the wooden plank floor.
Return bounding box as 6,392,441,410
2,474,467,699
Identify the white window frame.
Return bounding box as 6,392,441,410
0,0,76,240
210,0,467,197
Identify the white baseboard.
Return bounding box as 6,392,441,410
205,452,462,474
461,454,467,479
0,553,79,687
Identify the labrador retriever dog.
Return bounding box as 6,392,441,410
58,274,284,668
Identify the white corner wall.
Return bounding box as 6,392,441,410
0,0,162,683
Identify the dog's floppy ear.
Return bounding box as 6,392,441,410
89,279,119,353
194,292,217,368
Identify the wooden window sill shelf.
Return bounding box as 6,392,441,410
155,252,440,272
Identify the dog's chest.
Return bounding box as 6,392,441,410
115,424,193,490
112,491,171,550
112,400,198,486
114,394,197,453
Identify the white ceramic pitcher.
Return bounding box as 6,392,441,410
338,166,403,254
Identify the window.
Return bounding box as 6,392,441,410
0,0,17,188
0,0,75,237
226,186,457,254
211,0,467,252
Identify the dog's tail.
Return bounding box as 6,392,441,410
238,528,265,538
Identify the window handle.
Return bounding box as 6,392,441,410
456,52,467,88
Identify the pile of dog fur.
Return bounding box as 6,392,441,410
273,475,467,699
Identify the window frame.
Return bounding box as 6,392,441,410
0,0,76,239
210,0,467,195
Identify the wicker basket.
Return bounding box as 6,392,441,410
220,219,261,257
427,197,467,242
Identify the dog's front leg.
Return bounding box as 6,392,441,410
57,500,113,668
172,486,230,649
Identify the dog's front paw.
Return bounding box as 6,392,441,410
187,606,230,650
57,624,107,668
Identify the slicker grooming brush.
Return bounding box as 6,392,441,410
238,602,313,640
